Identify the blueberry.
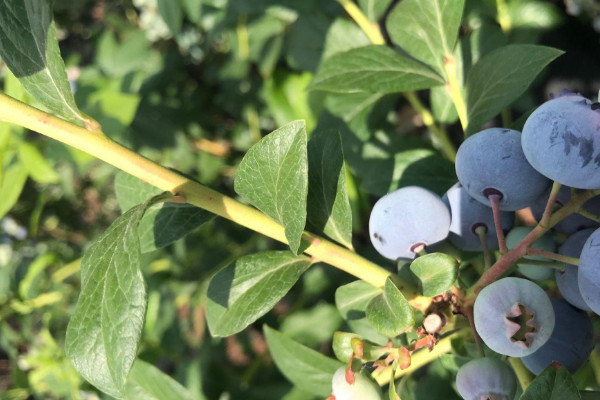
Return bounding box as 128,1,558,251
530,186,600,234
369,186,451,260
455,357,517,400
521,299,594,375
522,94,600,189
556,228,594,311
505,227,556,281
474,277,555,357
331,366,382,400
577,227,600,314
442,183,514,251
456,128,550,211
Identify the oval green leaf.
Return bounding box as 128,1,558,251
206,251,312,337
0,1,89,124
308,45,444,94
234,121,308,254
409,253,458,297
365,278,414,338
264,325,343,397
520,366,581,400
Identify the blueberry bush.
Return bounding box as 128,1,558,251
2,1,600,399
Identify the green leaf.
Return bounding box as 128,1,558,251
264,325,343,397
181,0,202,24
430,86,458,124
358,0,393,21
507,1,562,30
280,303,343,346
409,253,458,296
387,0,465,78
332,332,362,363
0,159,28,220
361,148,457,196
465,45,563,135
307,129,352,249
0,1,87,124
114,172,212,253
65,192,170,398
234,121,308,254
365,278,414,337
322,18,370,61
520,366,581,400
323,92,394,141
125,359,200,400
18,142,60,184
206,251,312,337
158,0,183,35
308,45,444,94
335,280,387,345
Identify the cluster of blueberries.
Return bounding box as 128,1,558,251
331,91,600,400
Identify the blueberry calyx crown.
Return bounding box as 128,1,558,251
505,302,538,348
483,188,503,200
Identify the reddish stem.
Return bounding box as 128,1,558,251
464,306,484,356
488,194,508,254
471,188,600,294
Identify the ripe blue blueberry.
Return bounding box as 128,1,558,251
556,228,594,311
331,366,382,400
530,186,600,234
442,183,514,251
521,299,594,375
455,128,550,211
522,93,600,189
455,357,517,400
505,227,556,281
578,227,600,314
474,277,555,357
369,186,451,260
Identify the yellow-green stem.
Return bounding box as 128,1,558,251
403,92,456,161
496,0,512,34
444,57,468,131
590,348,600,384
508,357,533,390
0,91,403,293
336,0,385,45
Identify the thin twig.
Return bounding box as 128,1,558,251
474,225,491,270
539,182,562,228
488,194,508,254
525,248,578,266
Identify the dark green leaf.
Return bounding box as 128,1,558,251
65,193,170,398
158,0,183,35
264,325,343,397
114,172,212,253
465,45,563,135
0,0,87,124
125,359,201,400
335,280,387,345
323,92,392,141
181,0,202,24
307,129,352,249
387,0,465,77
365,278,414,337
409,253,458,296
234,121,308,254
520,366,581,400
206,251,312,337
308,45,444,94
360,148,457,196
